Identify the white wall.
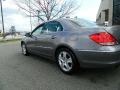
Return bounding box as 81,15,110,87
96,0,113,26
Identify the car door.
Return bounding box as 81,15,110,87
36,21,63,57
26,23,45,54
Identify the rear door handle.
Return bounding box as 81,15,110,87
51,35,57,39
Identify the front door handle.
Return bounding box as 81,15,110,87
51,35,56,39
32,36,38,40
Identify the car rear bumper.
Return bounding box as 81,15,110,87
75,50,120,68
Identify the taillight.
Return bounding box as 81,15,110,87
90,32,118,46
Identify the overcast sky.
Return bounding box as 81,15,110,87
0,0,101,32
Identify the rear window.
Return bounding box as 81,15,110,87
70,19,98,27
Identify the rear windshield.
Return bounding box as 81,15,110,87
70,19,98,27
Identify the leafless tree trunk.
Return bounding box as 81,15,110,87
15,0,81,22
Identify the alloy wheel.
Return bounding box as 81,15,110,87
58,51,73,72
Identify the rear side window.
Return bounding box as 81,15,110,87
45,21,63,32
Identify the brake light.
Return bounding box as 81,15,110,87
90,32,117,46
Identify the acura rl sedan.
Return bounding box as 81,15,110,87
21,18,120,74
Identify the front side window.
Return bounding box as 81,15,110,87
32,25,44,36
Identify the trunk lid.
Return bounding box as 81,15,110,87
104,26,120,43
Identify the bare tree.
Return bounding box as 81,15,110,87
15,0,81,22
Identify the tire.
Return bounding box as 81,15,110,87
56,48,79,74
21,43,29,56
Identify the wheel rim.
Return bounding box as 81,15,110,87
58,51,73,72
22,44,27,55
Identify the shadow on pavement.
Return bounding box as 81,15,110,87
18,52,120,87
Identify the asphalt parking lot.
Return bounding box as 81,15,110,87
0,41,120,90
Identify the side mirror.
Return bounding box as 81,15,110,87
25,32,31,37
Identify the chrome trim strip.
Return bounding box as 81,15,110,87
36,46,53,49
76,49,117,53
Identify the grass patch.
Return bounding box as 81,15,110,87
0,38,21,43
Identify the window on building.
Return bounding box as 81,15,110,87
114,0,120,5
113,3,120,25
99,13,101,19
104,9,109,21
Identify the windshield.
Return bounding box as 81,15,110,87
70,18,98,27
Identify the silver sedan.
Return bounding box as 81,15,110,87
21,18,120,74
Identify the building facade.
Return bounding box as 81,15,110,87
113,0,120,25
96,0,120,26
